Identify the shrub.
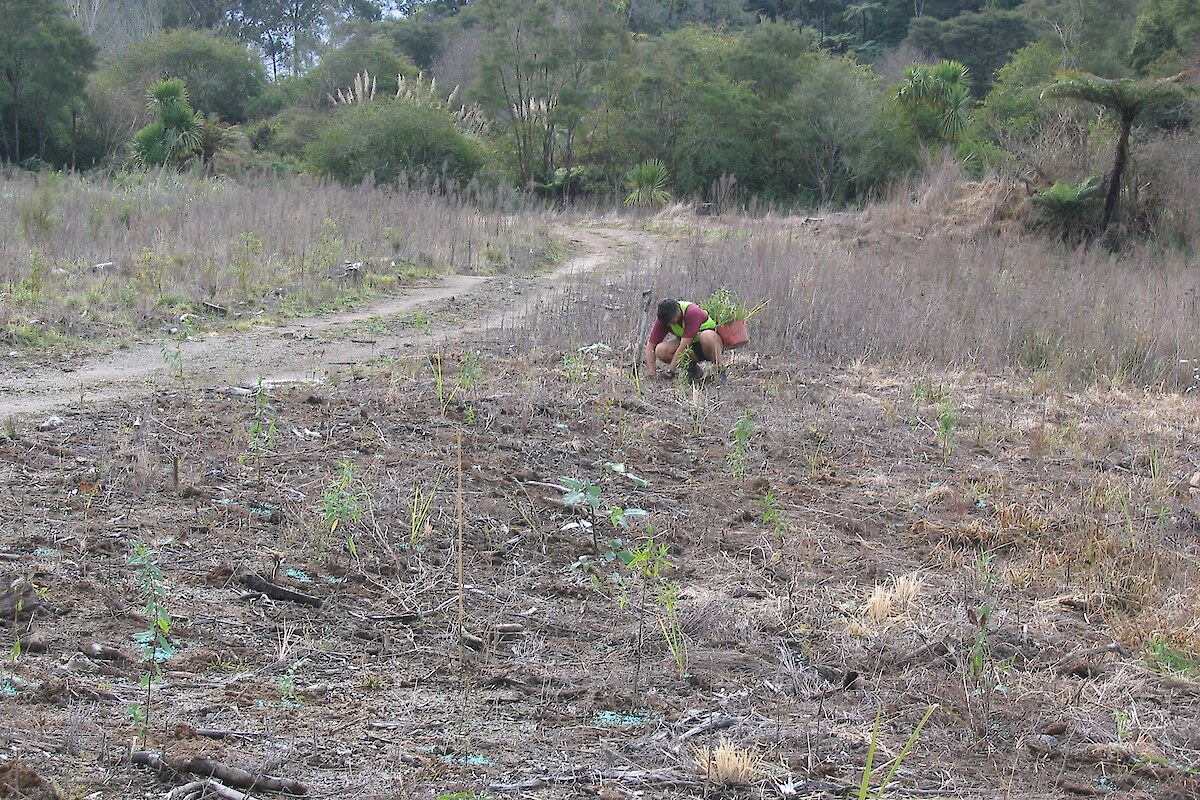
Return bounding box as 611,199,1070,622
306,99,486,186
94,29,265,123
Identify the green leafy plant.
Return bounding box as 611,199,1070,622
322,461,364,557
759,490,784,539
433,350,483,416
626,536,683,692
560,352,591,384
131,78,202,169
702,287,769,325
160,317,191,381
562,343,612,384
624,159,672,208
656,581,689,679
244,379,278,462
937,401,957,459
803,427,828,480
912,376,948,404
128,541,174,747
409,474,444,547
408,310,434,333
728,411,755,479
561,472,649,590
560,476,603,548
1032,175,1104,237
1145,636,1200,679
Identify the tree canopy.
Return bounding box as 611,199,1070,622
0,0,96,165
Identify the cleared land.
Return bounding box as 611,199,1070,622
1,212,1198,800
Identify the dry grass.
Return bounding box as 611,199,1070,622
0,169,555,349
521,153,1200,391
692,740,765,786
864,572,926,627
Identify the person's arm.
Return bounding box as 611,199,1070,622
643,340,658,374
667,305,704,372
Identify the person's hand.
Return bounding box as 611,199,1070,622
662,367,676,380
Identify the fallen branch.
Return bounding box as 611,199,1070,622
193,729,263,741
166,778,255,800
131,751,307,796
489,767,701,792
678,713,740,741
237,572,323,609
1053,641,1126,676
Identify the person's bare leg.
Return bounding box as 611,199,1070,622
654,340,680,369
697,330,724,371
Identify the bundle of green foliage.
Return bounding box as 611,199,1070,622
1031,176,1103,242
703,287,768,325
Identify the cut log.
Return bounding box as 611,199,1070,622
237,572,323,608
131,751,308,796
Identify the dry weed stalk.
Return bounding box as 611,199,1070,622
692,740,764,786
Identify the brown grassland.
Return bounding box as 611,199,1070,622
0,165,1198,800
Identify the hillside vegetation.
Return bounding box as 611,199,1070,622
1,0,1197,243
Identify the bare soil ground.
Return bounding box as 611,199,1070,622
1,222,1198,800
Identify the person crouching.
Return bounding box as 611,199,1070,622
643,298,724,381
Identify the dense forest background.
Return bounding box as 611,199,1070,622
1,0,1196,213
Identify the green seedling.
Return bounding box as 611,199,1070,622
128,541,174,747
410,475,444,547
561,476,603,548
322,461,364,557
759,490,784,539
433,350,483,416
728,411,755,479
857,705,937,799
244,379,278,461
657,581,689,679
937,401,957,459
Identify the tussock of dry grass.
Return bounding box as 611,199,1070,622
692,740,765,786
864,572,926,627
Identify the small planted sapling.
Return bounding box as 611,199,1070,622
432,349,483,416
759,490,784,539
322,461,364,558
409,473,444,547
242,378,277,468
129,541,174,747
937,401,957,460
560,476,603,548
728,411,755,479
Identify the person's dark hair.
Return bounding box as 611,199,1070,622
657,299,681,325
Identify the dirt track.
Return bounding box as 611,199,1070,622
0,225,651,419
